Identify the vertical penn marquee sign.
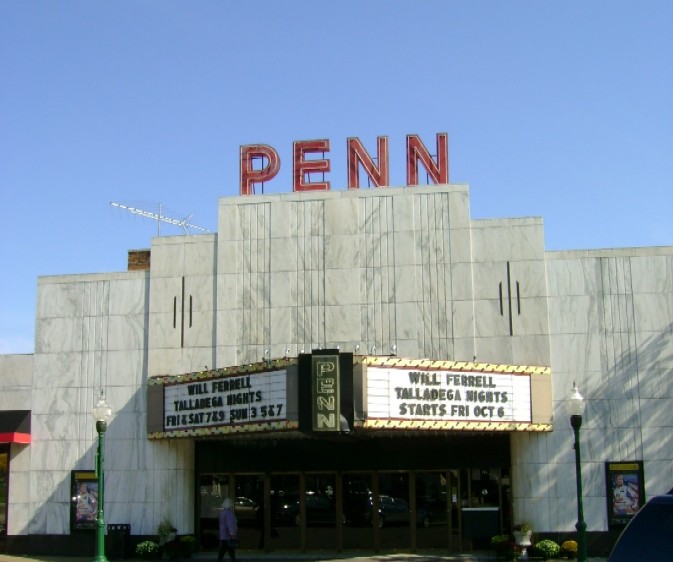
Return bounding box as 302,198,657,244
311,354,340,431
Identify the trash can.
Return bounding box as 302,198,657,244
107,524,131,559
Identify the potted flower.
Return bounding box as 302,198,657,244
157,517,177,545
512,522,533,558
532,538,561,560
490,534,510,558
135,540,160,560
561,539,578,559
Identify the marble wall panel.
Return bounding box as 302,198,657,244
269,237,299,272
0,354,33,387
324,196,359,235
108,279,149,315
36,282,85,318
512,297,550,336
29,440,83,471
639,398,673,427
183,310,215,348
325,268,360,305
107,313,146,351
325,304,361,342
217,274,239,310
448,227,472,264
392,265,420,303
268,307,293,346
391,231,417,266
449,262,473,302
473,299,510,337
473,336,514,365
633,293,673,332
183,238,217,276
471,220,545,263
218,203,239,241
549,333,601,374
148,312,182,350
186,275,215,312
471,262,506,300
325,234,361,269
447,187,470,228
268,271,297,307
150,240,185,277
644,459,673,495
7,470,30,534
180,345,216,374
217,240,239,274
148,277,183,314
451,337,474,362
148,347,183,376
106,349,147,388
629,255,673,293
511,335,551,366
548,295,599,335
35,317,83,354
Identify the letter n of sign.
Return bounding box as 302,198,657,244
311,356,340,431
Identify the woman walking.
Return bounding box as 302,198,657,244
217,497,238,562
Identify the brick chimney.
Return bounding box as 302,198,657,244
128,249,151,271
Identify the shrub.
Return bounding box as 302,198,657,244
179,535,199,557
491,534,510,549
561,539,578,558
533,538,561,560
135,540,160,560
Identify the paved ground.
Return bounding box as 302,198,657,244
0,552,608,562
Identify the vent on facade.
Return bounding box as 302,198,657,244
128,249,151,271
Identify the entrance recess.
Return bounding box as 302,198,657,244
195,434,511,553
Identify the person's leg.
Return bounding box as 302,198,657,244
216,540,227,562
227,544,237,561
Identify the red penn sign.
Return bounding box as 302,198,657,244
239,133,448,196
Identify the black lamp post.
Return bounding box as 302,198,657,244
565,382,587,562
93,392,112,562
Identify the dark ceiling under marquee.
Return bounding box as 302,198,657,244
0,410,31,443
196,432,510,473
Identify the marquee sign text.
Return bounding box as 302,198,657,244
163,371,287,431
240,133,448,195
367,367,531,423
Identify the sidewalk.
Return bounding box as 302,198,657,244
0,552,609,562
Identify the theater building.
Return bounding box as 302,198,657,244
1,139,672,556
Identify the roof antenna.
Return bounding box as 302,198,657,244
110,202,210,235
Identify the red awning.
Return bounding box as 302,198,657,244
0,410,31,443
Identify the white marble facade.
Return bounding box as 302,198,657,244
1,184,672,539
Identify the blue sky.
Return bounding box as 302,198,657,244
1,1,672,354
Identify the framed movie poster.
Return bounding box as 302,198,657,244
71,470,98,531
605,461,645,528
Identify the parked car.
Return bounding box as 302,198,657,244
379,495,431,528
358,494,431,528
234,496,260,525
274,494,345,526
607,487,673,562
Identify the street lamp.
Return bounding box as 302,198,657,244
93,391,112,562
565,382,587,562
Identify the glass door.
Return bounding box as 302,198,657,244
377,472,410,550
198,474,229,550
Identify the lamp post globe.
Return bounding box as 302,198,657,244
565,382,587,562
93,392,112,562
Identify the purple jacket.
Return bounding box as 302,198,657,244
219,508,238,540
